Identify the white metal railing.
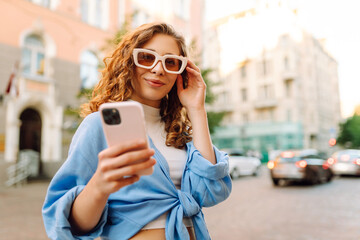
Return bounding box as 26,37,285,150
5,157,31,187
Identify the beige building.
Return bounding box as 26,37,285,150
0,0,204,182
204,1,341,160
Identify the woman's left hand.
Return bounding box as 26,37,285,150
176,59,206,112
176,60,216,164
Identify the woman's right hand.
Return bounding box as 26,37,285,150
91,139,156,197
69,139,155,234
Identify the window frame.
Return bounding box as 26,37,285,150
80,50,100,89
22,34,46,78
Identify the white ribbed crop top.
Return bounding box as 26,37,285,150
139,103,193,229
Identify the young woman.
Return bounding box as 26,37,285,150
42,22,231,240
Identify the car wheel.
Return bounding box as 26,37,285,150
252,166,260,176
326,171,333,182
231,167,240,179
317,171,327,184
305,168,318,185
272,178,279,186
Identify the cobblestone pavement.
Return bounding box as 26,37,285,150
1,166,360,240
0,180,49,240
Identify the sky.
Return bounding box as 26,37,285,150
205,0,360,118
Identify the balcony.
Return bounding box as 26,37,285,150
282,70,297,82
254,98,278,109
206,102,234,113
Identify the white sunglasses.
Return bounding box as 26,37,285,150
132,48,187,74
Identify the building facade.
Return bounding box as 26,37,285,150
204,1,341,160
0,0,204,181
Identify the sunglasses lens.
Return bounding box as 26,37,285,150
164,58,183,72
137,52,156,67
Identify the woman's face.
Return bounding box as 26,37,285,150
131,34,182,108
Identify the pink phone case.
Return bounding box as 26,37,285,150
99,101,153,176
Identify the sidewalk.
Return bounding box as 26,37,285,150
0,179,50,240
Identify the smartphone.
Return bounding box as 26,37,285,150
99,101,153,175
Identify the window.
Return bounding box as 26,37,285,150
262,59,267,75
258,59,271,76
285,80,292,98
280,34,289,48
95,0,102,26
257,111,265,121
80,0,109,29
132,9,150,28
28,0,50,8
174,0,189,19
287,109,292,122
243,113,249,123
240,65,246,78
270,109,274,121
258,84,274,100
118,0,126,26
22,35,45,77
218,91,229,104
81,0,89,22
241,88,247,102
285,81,292,97
284,56,289,70
80,51,99,89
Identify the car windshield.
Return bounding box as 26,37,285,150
279,156,301,162
337,151,360,161
277,151,319,163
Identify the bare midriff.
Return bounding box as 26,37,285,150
129,227,196,240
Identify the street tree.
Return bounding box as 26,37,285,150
337,114,360,148
200,67,225,134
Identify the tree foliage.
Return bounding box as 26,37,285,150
202,68,216,104
337,114,360,148
200,67,225,133
102,20,131,52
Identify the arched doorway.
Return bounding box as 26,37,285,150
19,108,42,176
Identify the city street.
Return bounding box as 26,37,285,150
1,166,360,240
204,167,360,240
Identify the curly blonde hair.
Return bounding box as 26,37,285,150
81,22,192,149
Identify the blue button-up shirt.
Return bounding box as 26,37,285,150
42,112,232,240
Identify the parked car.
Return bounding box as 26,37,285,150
267,149,333,186
327,149,360,176
222,148,261,178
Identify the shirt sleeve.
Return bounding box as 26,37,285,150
42,112,109,240
184,142,232,208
